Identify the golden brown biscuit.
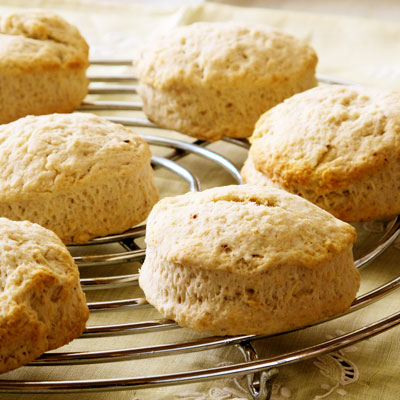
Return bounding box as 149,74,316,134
139,185,359,335
0,218,88,374
0,10,89,124
244,85,400,222
134,22,317,141
0,113,159,243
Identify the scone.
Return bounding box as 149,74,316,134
0,10,89,124
0,113,159,244
139,185,360,336
0,218,88,374
243,85,400,222
134,22,318,141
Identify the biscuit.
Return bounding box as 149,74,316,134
0,113,159,243
0,218,88,374
139,185,360,335
0,10,89,124
243,85,400,222
134,22,318,141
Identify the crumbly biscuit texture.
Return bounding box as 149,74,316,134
247,85,400,221
144,184,356,272
135,22,317,140
250,85,400,192
0,218,89,374
0,10,89,123
0,113,150,198
0,113,159,243
135,22,317,90
140,185,360,335
0,10,88,71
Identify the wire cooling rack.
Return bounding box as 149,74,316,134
1,60,400,400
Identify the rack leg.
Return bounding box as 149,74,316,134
237,341,279,400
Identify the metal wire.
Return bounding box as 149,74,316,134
1,312,399,394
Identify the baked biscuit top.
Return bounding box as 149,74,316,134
134,22,317,90
0,113,151,199
145,185,356,273
0,10,88,71
0,217,77,296
250,85,400,194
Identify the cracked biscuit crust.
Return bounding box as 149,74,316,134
247,85,400,221
0,218,88,374
0,10,89,123
144,184,356,271
0,113,159,243
139,185,359,335
134,22,317,140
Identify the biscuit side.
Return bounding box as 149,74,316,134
0,162,158,244
138,70,316,140
140,240,359,335
242,154,400,221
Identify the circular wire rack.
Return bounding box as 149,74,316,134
1,60,399,400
